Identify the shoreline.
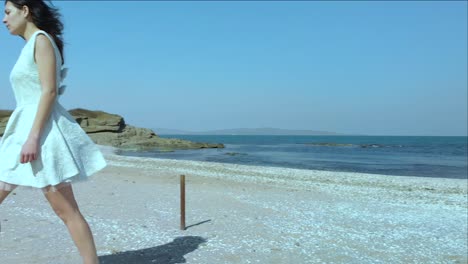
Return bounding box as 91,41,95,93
0,145,466,263
115,140,468,180
106,145,467,195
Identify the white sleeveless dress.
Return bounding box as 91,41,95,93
0,30,107,193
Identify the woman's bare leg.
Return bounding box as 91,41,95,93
0,189,13,205
1,184,17,233
0,182,17,204
44,184,99,264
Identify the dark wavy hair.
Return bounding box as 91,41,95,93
5,0,64,64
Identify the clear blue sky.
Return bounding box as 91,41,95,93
1,1,466,136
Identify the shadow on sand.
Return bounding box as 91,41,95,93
99,236,207,264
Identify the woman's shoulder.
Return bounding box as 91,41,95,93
30,30,59,55
20,30,60,67
30,30,54,44
34,33,55,57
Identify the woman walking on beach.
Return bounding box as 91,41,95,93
0,1,106,263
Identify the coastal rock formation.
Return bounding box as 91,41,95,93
0,108,224,151
69,108,124,133
0,110,13,135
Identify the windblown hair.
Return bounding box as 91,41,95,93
6,0,64,64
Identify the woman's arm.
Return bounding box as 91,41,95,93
20,34,57,164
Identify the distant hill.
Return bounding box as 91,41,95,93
153,127,343,135
152,128,194,135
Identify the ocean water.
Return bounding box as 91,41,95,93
116,135,468,179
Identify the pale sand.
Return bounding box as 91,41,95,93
0,145,467,264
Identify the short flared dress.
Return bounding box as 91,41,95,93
0,30,107,193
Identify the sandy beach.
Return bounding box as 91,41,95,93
0,145,466,264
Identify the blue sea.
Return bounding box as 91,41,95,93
116,135,468,179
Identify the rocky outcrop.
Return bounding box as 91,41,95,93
69,109,124,133
0,108,224,151
0,110,13,136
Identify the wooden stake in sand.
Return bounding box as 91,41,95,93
180,174,186,230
